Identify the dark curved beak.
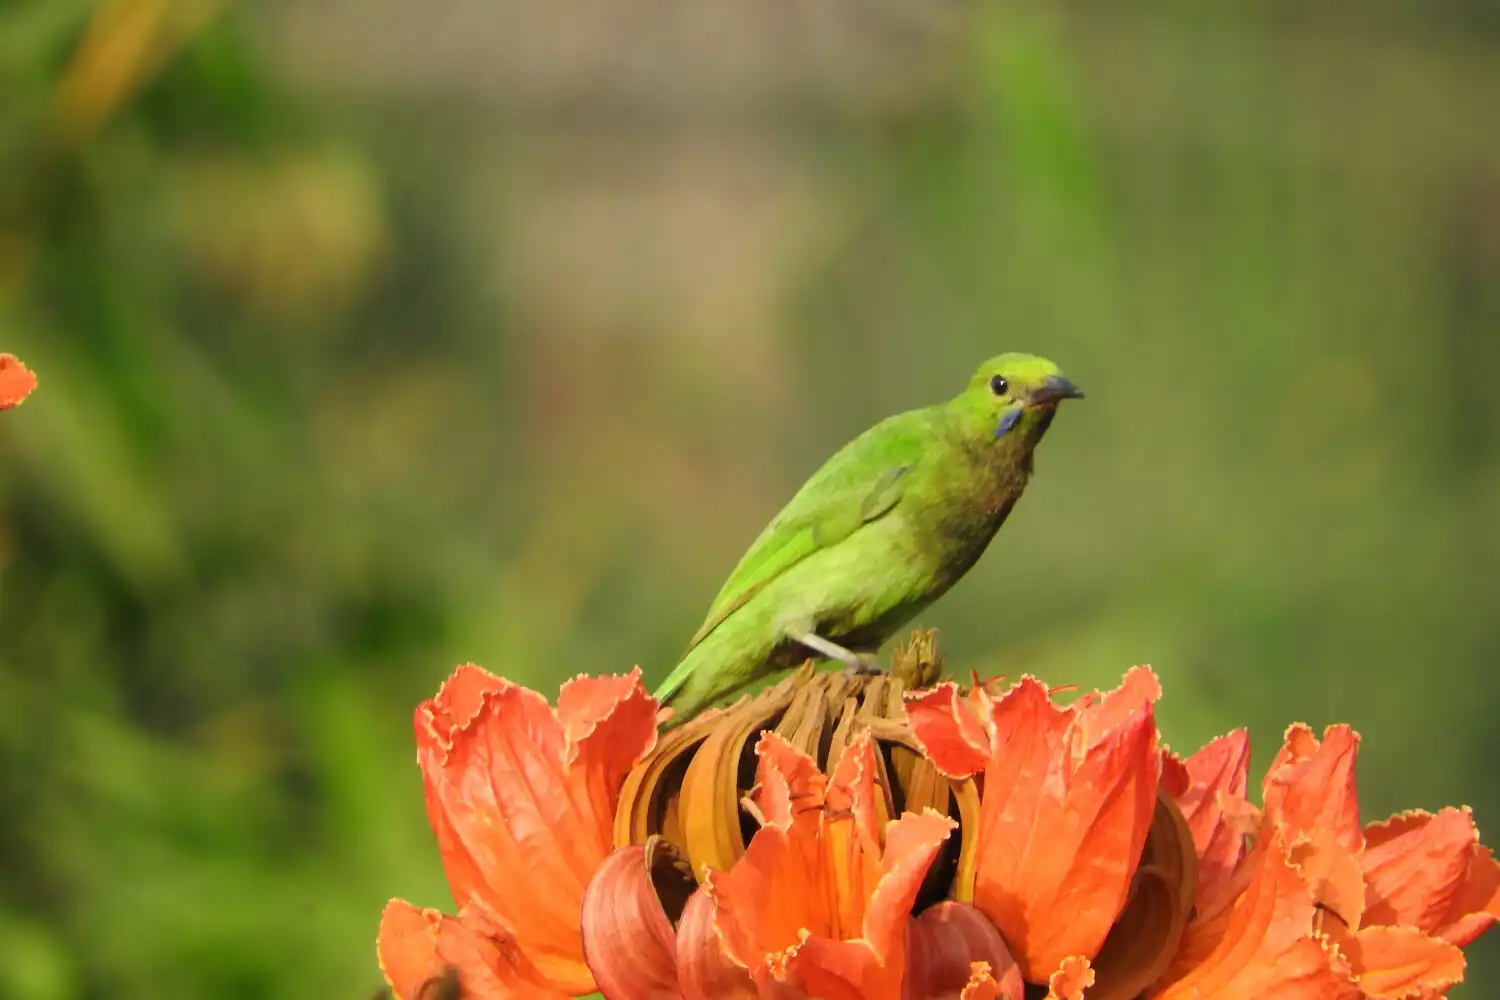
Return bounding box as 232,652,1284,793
1028,373,1085,407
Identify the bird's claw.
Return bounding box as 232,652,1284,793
842,654,885,679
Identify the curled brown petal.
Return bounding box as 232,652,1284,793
581,838,696,1000
776,669,861,762
903,902,1023,1000
678,667,811,878
867,718,981,905
615,708,725,850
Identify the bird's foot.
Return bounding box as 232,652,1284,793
791,631,885,678
841,654,886,679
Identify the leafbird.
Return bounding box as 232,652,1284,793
654,353,1083,720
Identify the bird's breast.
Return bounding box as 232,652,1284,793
918,464,1029,577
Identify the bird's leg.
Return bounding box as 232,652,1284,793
790,632,884,678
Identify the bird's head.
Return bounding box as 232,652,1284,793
952,353,1083,450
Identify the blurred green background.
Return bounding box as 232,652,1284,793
3,1,1499,997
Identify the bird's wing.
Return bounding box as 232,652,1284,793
682,411,931,655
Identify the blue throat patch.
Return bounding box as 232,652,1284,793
994,408,1021,438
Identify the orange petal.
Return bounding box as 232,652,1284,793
376,900,567,1000
0,354,37,410
753,730,830,829
1287,827,1367,929
903,902,1023,1000
1335,925,1465,1000
1263,724,1363,855
1074,666,1162,743
414,665,657,994
1154,829,1348,1000
580,840,694,1000
1361,808,1480,938
675,888,757,1000
865,810,962,960
1173,730,1252,909
557,669,660,777
1434,843,1500,948
827,731,885,850
966,672,1161,979
1045,956,1095,1000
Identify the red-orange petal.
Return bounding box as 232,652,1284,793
1334,925,1465,1000
1434,843,1500,948
905,683,993,778
1074,666,1162,741
866,809,964,965
828,731,885,850
376,900,567,1000
556,669,660,774
1173,730,1252,909
961,672,1160,980
1263,724,1363,855
580,842,688,1000
414,665,658,994
0,354,37,410
903,902,1023,1000
1361,808,1480,937
752,730,829,829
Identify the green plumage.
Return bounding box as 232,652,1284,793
654,353,1083,720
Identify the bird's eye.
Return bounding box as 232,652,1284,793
990,374,1009,396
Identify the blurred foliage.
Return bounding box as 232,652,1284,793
2,1,1499,998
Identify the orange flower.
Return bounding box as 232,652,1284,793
0,353,37,409
905,667,1163,982
1155,723,1500,1000
1261,725,1496,1000
377,664,659,997
374,648,1499,1000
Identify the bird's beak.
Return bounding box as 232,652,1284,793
1027,374,1085,407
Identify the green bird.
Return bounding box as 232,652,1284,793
654,353,1084,720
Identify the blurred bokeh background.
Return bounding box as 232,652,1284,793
2,0,1499,997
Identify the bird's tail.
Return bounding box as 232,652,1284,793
652,649,696,708
652,639,766,725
